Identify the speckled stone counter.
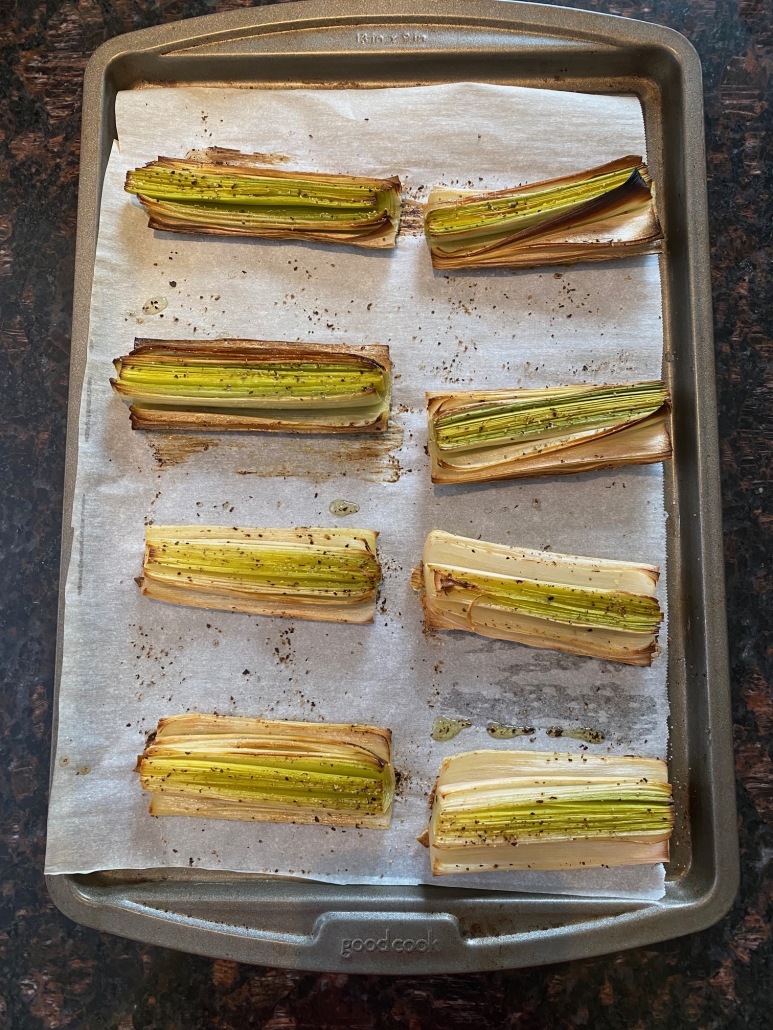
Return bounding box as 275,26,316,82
1,0,771,1026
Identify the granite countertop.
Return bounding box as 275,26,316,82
1,0,771,1025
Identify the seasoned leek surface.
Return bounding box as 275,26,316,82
429,567,663,633
125,158,402,247
435,782,673,845
424,157,663,270
137,714,394,828
426,164,636,239
147,539,379,599
426,751,673,873
433,383,667,451
117,358,386,402
142,526,381,623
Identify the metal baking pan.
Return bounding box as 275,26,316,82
48,0,738,971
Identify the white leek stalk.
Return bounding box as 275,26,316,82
414,531,662,666
422,750,673,874
137,714,394,828
424,157,663,270
112,339,391,433
125,157,402,248
427,382,671,483
141,526,381,624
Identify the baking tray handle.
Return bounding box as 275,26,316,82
49,873,660,971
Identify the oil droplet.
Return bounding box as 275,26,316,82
486,722,535,739
142,296,168,315
431,716,471,741
546,726,605,744
329,499,360,517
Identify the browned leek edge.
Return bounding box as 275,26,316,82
414,530,663,666
423,156,664,271
140,525,382,625
426,383,672,484
136,713,394,829
420,750,673,875
110,338,392,434
125,156,402,249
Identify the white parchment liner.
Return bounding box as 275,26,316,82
46,84,669,899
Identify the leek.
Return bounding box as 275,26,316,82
423,750,673,874
424,157,663,270
137,713,394,828
112,339,391,432
141,526,382,624
125,157,402,248
427,381,671,483
414,530,663,666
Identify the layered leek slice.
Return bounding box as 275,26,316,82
125,157,402,248
137,714,394,828
422,750,673,874
424,157,663,270
141,526,381,624
427,381,671,483
111,339,392,432
414,531,663,666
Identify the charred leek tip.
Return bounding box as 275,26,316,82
423,750,673,874
125,157,402,248
141,525,382,624
415,530,663,666
427,381,672,483
111,339,391,433
137,713,394,828
423,156,663,270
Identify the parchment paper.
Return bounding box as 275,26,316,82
46,84,669,899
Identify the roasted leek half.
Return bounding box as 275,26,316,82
141,526,381,624
137,714,394,828
424,157,663,270
422,750,673,874
112,339,391,432
427,381,671,483
414,530,663,666
125,157,402,248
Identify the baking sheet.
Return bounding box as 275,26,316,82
46,83,669,898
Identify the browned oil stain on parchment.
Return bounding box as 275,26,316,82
147,435,220,468
184,147,290,167
235,422,404,483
